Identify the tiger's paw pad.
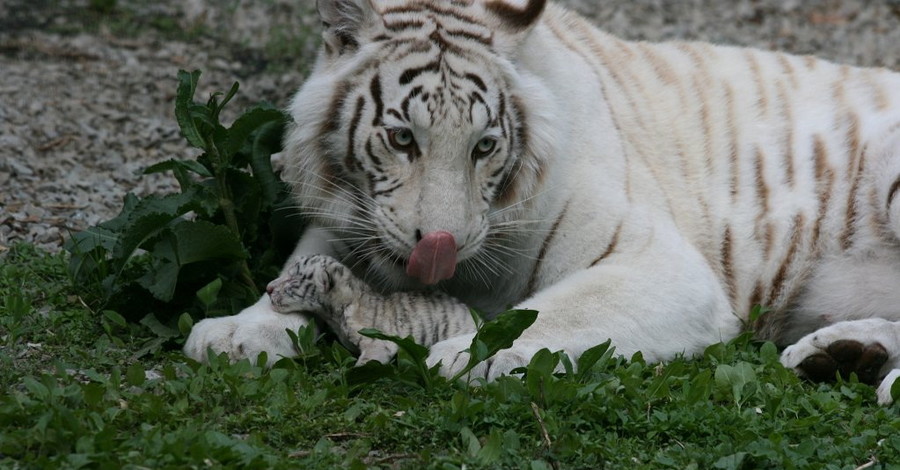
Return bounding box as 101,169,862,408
780,318,900,385
793,340,887,384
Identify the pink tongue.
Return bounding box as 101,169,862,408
406,231,457,285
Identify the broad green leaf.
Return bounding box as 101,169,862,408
102,310,127,328
81,382,106,407
175,70,205,149
142,158,212,181
451,309,538,382
112,211,179,270
136,220,246,301
477,429,504,464
222,106,285,160
212,81,240,123
196,278,223,307
286,324,319,357
137,256,180,301
248,119,287,207
126,364,146,386
715,361,757,405
139,313,179,339
22,376,49,398
346,360,397,387
525,349,560,405
575,340,614,381
154,220,247,266
111,190,216,267
891,375,900,403
713,452,748,469
177,312,194,336
460,427,481,457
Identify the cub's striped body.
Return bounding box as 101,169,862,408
267,254,475,364
185,0,900,402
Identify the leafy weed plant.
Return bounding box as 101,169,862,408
65,70,300,329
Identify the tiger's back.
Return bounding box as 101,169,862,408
526,5,900,342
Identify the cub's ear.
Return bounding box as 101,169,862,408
313,266,334,294
485,0,547,55
317,0,377,55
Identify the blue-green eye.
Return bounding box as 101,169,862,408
473,136,497,160
388,128,415,150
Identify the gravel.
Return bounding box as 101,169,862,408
2,0,898,253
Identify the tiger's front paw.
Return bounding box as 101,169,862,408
426,335,555,381
183,298,310,366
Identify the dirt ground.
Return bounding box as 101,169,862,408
1,0,898,252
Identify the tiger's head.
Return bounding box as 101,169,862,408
283,0,558,290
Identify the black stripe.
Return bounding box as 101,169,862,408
465,73,487,92
372,181,404,198
526,200,570,296
384,20,425,31
370,73,384,126
399,61,440,85
320,81,351,136
510,95,529,153
497,91,508,138
364,140,382,169
401,86,424,121
345,96,365,171
887,175,900,209
445,29,492,45
589,223,622,267
383,4,485,28
469,91,491,123
387,108,404,121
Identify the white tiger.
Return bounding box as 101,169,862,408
183,0,900,403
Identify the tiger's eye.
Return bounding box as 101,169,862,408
472,136,497,160
388,128,415,150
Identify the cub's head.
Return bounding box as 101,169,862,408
283,0,557,289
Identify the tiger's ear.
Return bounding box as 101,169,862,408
316,0,376,55
484,0,547,55
486,0,547,31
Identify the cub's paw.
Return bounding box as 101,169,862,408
780,319,900,385
355,337,399,366
427,335,563,381
183,302,310,366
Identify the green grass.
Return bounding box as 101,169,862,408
2,243,900,469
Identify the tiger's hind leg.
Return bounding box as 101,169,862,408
781,128,900,404
780,319,900,404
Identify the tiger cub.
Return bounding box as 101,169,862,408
183,0,900,403
267,255,476,364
